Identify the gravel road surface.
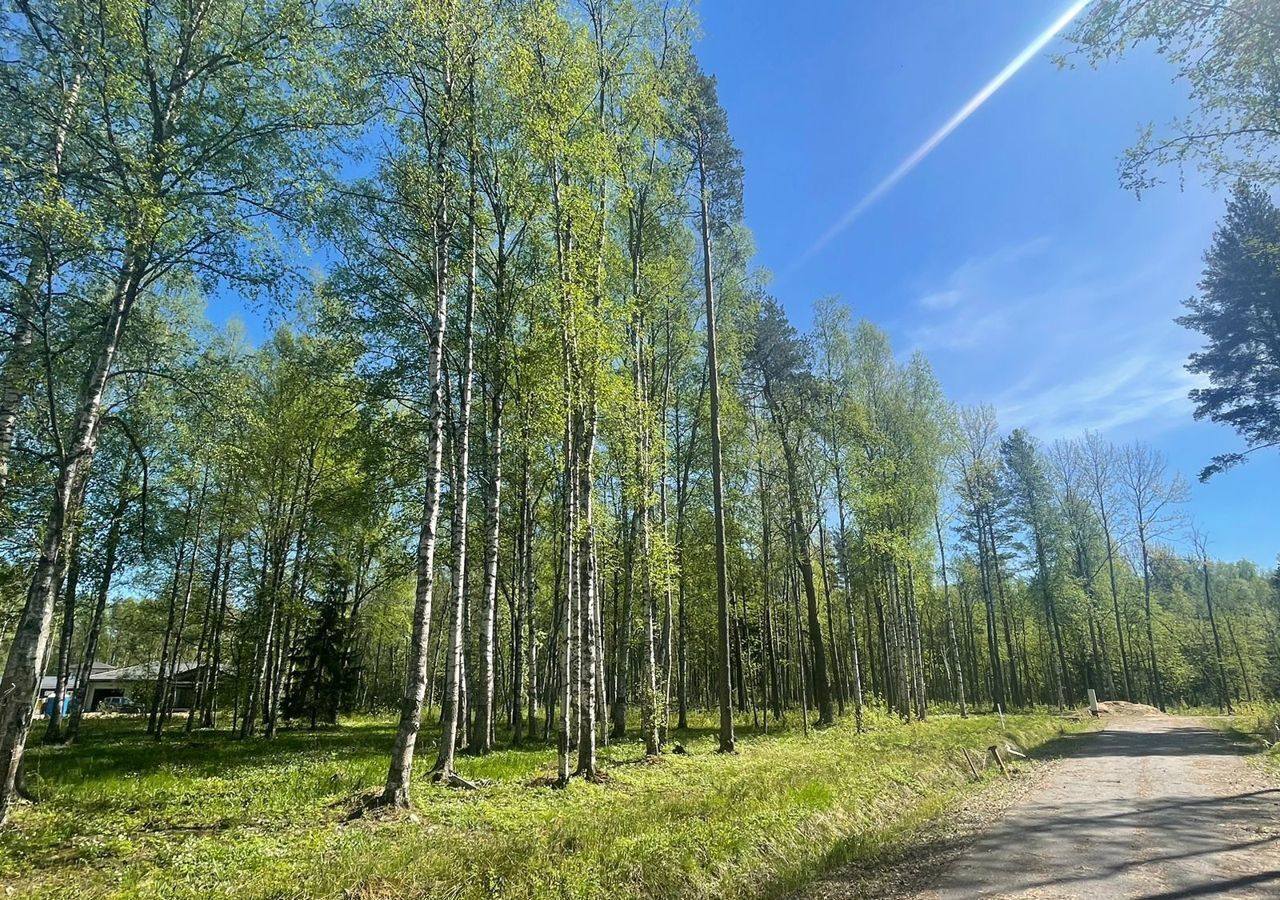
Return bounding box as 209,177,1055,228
923,716,1280,899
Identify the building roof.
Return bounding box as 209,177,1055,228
38,661,118,693
39,661,226,694
90,661,207,682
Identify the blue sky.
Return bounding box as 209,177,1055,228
696,0,1280,567
205,1,1275,565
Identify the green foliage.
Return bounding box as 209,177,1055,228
1,0,1278,885
2,712,1087,899
1070,0,1280,191
1180,181,1280,479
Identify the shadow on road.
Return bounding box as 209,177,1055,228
1024,719,1261,761
803,717,1280,899
928,718,1280,899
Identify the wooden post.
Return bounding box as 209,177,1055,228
1087,688,1099,718
961,747,981,780
988,745,1008,777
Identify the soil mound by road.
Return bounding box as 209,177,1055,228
1092,700,1164,717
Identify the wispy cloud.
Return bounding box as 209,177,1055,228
911,236,1052,316
912,310,1012,351
917,289,963,311
906,235,1054,350
993,355,1202,440
906,233,1208,440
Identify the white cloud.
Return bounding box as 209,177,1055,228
902,231,1209,441
917,288,963,311
910,235,1052,317
911,310,1011,350
992,354,1200,440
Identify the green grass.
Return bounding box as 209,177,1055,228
1218,703,1280,760
1,709,1091,899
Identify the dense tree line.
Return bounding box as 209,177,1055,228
1,0,1279,825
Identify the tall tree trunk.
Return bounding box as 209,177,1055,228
934,514,966,718
826,384,866,727
975,513,1004,710
150,485,197,734
698,155,735,754
266,454,314,738
574,402,601,777
1201,560,1232,714
556,432,576,785
1225,617,1253,703
475,386,503,753
887,561,909,718
158,470,211,736
66,464,132,742
379,38,456,805
757,440,782,721
434,198,478,780
1034,533,1066,712
611,507,634,740
43,515,84,745
1138,535,1165,711
202,538,233,729
1101,513,1134,701
659,474,674,741
815,512,845,716
512,444,529,745
523,445,539,741
188,516,228,732
636,322,659,757
0,71,83,505
240,542,274,739
987,518,1021,707
793,568,810,735
0,250,145,823
778,442,832,726
1076,542,1116,700
904,560,928,721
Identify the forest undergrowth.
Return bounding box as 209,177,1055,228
0,712,1090,900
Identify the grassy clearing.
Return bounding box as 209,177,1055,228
1219,704,1280,757
1,709,1090,899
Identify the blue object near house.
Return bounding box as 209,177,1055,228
41,695,71,718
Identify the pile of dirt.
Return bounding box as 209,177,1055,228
1092,700,1165,717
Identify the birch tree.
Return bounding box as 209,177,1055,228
0,0,345,821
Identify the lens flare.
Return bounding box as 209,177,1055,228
792,0,1092,270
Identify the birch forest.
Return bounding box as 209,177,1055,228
2,0,1279,844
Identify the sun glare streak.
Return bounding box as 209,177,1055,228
791,0,1092,271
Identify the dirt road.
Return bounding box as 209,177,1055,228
921,716,1280,899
